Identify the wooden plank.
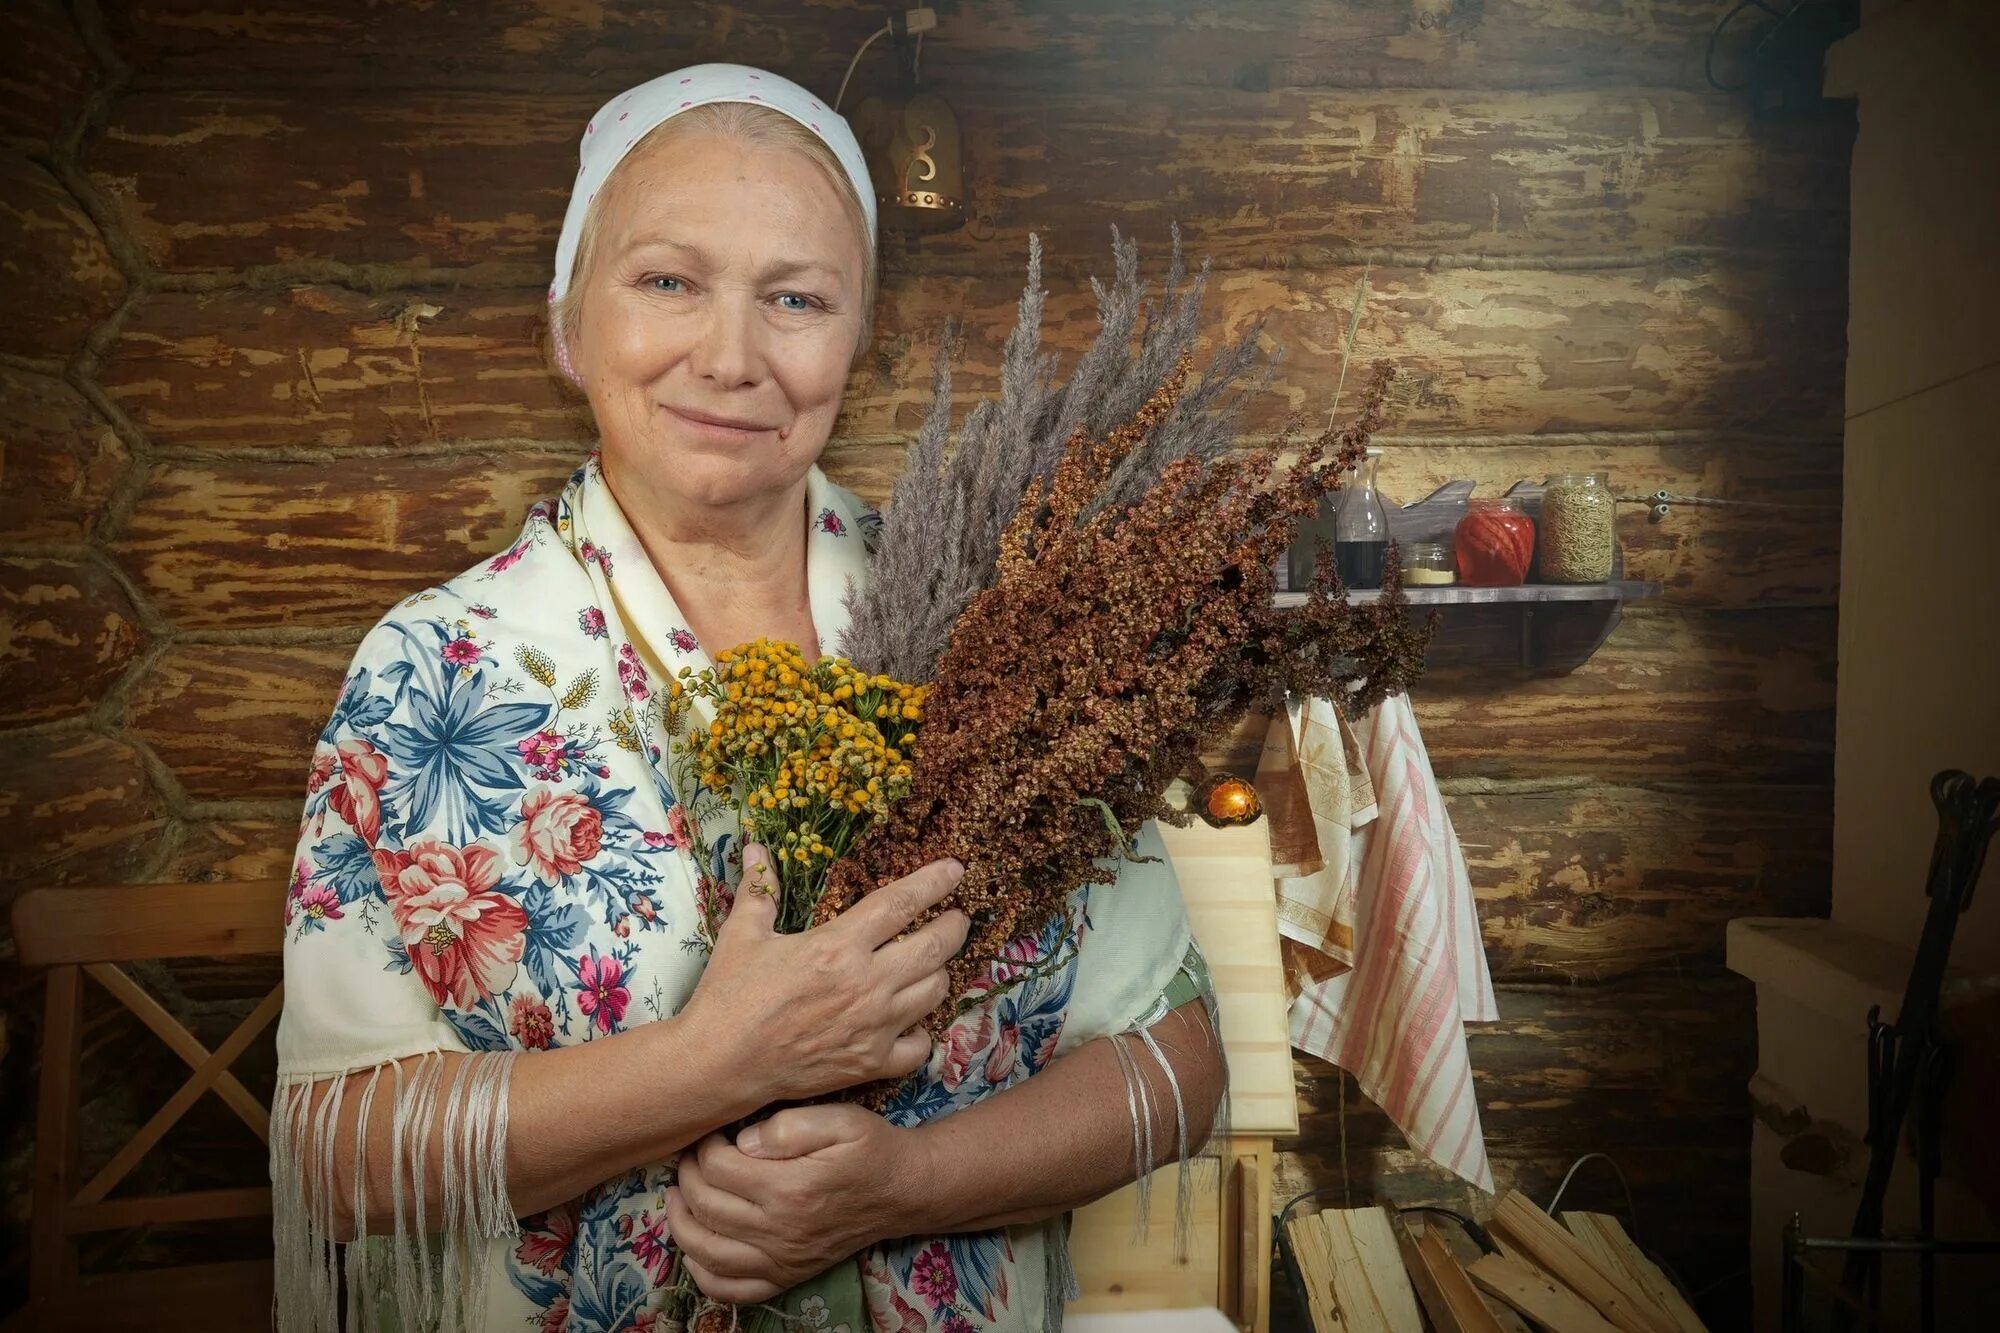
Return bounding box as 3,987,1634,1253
0,557,145,726
109,451,579,629
84,87,1849,272
11,881,286,966
71,983,283,1204
1468,1253,1621,1333
82,963,270,1134
1064,1152,1224,1314
1157,817,1299,1136
64,1186,271,1234
1563,1213,1707,1333
101,0,1753,95
102,257,1845,456
1451,781,1830,983
129,643,350,801
1489,1190,1676,1333
0,366,131,546
1285,1212,1344,1333
0,152,127,357
30,966,81,1300
1320,1208,1423,1332
0,733,165,897
101,285,588,453
1392,1214,1505,1333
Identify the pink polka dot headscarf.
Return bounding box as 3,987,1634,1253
548,63,878,386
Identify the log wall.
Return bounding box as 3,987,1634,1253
0,1,1849,1321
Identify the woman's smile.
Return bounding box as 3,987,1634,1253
661,402,784,441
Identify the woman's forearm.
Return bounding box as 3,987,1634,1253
896,996,1225,1237
303,1012,764,1237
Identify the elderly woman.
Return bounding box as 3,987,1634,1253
274,63,1225,1333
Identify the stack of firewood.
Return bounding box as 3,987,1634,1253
1285,1190,1708,1333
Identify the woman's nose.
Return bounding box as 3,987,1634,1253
689,297,767,389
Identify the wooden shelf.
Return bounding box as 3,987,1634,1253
1280,480,1665,673
1276,579,1662,609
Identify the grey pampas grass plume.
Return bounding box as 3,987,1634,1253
838,224,1278,683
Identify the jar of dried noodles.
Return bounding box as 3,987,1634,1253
1539,472,1616,583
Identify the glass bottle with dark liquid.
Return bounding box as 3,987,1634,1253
1333,448,1389,589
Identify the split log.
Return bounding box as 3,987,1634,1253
0,556,144,725
1468,1253,1621,1333
1487,1190,1677,1333
85,87,1847,271
0,366,132,545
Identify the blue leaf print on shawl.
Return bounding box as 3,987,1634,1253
309,833,379,905
381,666,551,843
520,883,590,996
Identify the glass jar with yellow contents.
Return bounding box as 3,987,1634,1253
1540,471,1617,583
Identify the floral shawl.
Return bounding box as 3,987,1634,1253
272,453,1210,1333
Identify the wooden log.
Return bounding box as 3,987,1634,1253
0,0,90,153
1416,607,1838,782
0,732,165,898
100,0,1751,95
1488,1190,1677,1333
1281,972,1751,1305
128,643,351,801
0,366,132,545
101,286,589,453
1391,1214,1506,1333
109,451,580,629
0,151,127,358
1562,1213,1707,1333
162,818,296,884
1467,1253,1620,1333
1319,1207,1425,1332
1285,1212,1344,1332
827,260,1846,439
0,556,145,725
104,260,1843,452
84,87,1850,272
1450,781,1829,981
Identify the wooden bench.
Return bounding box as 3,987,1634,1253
9,880,288,1331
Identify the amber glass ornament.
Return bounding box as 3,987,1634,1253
1196,772,1263,827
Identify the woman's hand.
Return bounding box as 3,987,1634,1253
666,1104,926,1304
675,842,970,1107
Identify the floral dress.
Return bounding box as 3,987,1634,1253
273,454,1210,1333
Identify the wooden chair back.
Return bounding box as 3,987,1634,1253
9,880,289,1329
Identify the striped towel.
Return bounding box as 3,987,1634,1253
1286,690,1499,1191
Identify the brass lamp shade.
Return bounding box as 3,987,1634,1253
851,89,966,235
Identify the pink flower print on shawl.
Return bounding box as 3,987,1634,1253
373,839,528,1009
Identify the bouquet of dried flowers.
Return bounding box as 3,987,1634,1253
660,226,1431,1101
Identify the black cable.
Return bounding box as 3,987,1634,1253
1706,0,1770,91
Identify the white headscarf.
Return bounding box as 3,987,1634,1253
547,62,879,386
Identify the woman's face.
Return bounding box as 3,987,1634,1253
567,128,869,516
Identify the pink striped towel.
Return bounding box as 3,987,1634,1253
1286,690,1499,1191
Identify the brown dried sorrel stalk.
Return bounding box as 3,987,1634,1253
815,353,1431,1068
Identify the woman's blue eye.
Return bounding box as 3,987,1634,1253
649,276,682,293
777,293,816,312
